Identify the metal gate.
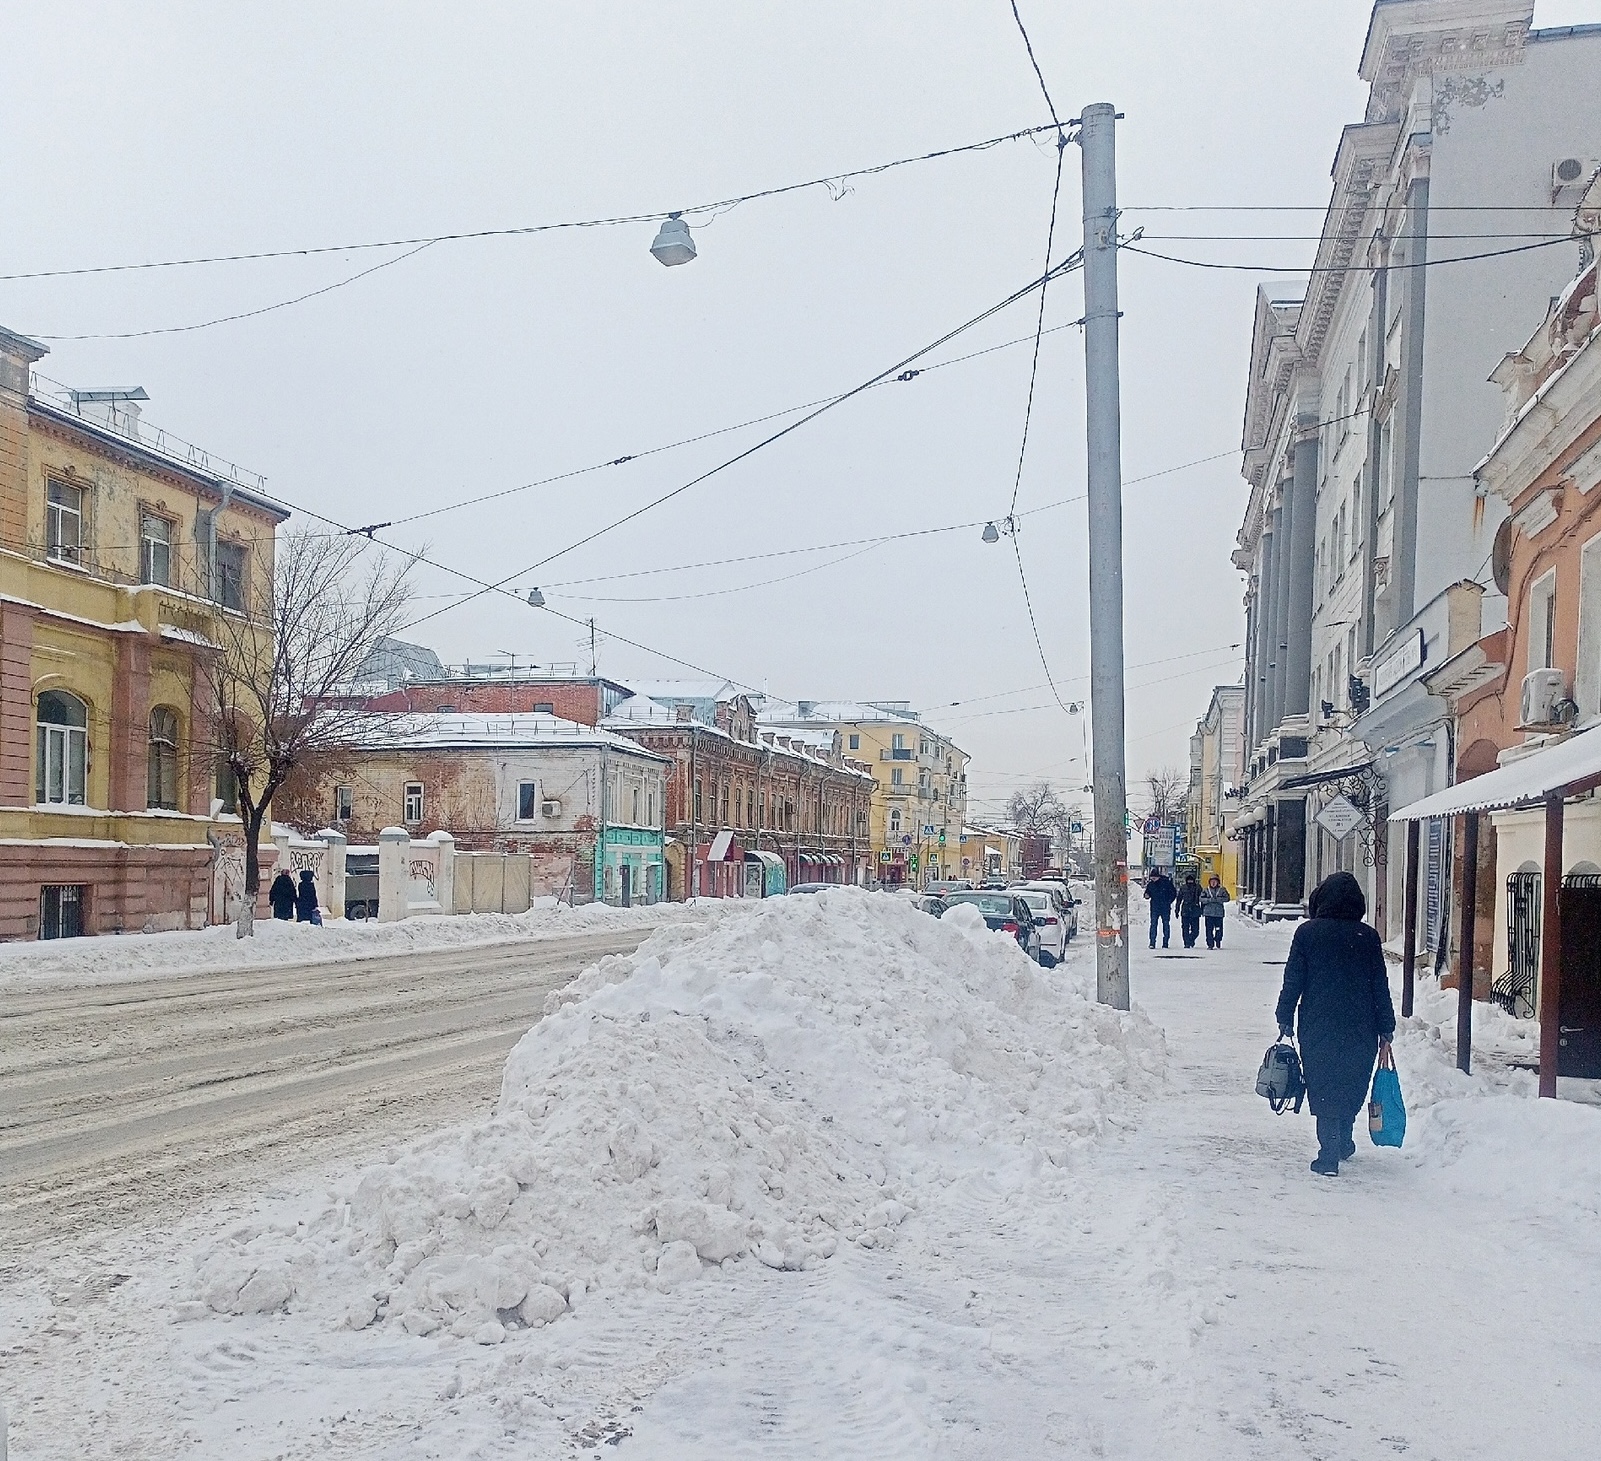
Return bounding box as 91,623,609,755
1495,870,1541,1019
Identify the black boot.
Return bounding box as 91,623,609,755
1341,1113,1357,1161
1311,1114,1344,1176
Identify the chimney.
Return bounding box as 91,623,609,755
797,700,814,716
68,387,149,440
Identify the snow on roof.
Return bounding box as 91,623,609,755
1390,725,1601,823
349,711,670,759
624,678,749,704
601,693,680,726
760,698,922,726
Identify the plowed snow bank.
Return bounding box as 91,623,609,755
193,889,1165,1340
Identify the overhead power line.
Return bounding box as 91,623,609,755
400,246,1089,632
1124,231,1594,276
0,122,1063,284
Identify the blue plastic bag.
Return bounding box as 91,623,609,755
1368,1044,1406,1148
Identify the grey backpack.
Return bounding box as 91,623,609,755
1256,1039,1305,1115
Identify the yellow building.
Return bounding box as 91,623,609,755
759,699,968,887
958,825,1021,884
1184,684,1245,895
0,326,288,938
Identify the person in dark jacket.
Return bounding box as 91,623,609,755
1143,869,1177,949
1274,871,1396,1175
1175,873,1203,948
295,869,322,925
1200,874,1231,948
268,870,297,920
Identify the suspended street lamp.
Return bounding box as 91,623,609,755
649,212,697,267
527,587,546,607
981,522,1000,543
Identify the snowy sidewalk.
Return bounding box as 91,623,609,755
1,898,1596,1459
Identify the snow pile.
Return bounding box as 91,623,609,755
1391,974,1601,1220
0,897,720,992
192,888,1164,1341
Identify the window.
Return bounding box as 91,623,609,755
1357,328,1369,395
518,781,538,820
647,787,656,826
747,788,754,826
46,480,84,564
36,690,88,806
39,884,86,940
533,702,555,714
1379,421,1394,508
694,778,703,822
1347,625,1359,679
759,791,767,825
890,808,902,833
1576,535,1601,714
1336,503,1347,573
404,781,424,824
632,786,641,824
892,733,905,752
216,541,247,611
216,757,238,815
334,784,354,822
147,707,179,810
1350,475,1363,556
141,514,173,586
892,767,904,786
848,733,860,750
1333,643,1344,703
1530,571,1558,672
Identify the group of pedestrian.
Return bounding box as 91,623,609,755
268,868,323,925
1142,869,1231,949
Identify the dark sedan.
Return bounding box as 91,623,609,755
940,890,1043,962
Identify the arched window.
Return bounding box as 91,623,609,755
889,808,902,834
36,690,88,806
148,707,180,810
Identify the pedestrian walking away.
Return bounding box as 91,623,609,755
1200,873,1231,948
295,868,323,926
268,869,297,921
1176,872,1202,948
1143,868,1176,949
1273,871,1395,1176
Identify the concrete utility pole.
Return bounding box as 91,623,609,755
1079,102,1130,1010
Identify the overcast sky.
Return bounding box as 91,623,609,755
3,1,1591,821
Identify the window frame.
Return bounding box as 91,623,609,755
140,511,174,587
215,540,248,612
36,690,89,807
403,781,424,825
334,784,354,822
517,780,538,821
45,479,85,565
147,705,180,810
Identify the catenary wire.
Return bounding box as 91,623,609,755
1123,232,1595,275
0,123,1063,284
1009,1,1063,128
399,248,1089,632
31,242,437,342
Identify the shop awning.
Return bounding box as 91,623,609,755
745,849,785,870
705,829,738,861
1279,760,1374,791
1389,726,1601,823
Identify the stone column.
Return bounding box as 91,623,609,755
318,829,347,920
0,602,37,805
1285,424,1319,717
1254,528,1276,746
430,830,455,915
108,633,153,812
1269,502,1290,734
377,826,409,922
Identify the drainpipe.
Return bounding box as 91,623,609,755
688,726,698,900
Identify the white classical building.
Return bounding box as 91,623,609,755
1233,0,1601,932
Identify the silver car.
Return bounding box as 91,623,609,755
1012,886,1076,964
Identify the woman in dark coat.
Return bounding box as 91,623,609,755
1275,871,1396,1175
268,870,297,920
295,869,322,925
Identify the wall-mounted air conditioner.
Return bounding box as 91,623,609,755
541,799,562,818
1519,668,1577,730
1552,157,1601,198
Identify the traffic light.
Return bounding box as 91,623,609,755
938,829,947,846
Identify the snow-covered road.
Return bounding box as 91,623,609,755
1,928,659,1245
1,899,1596,1459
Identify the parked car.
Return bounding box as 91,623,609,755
1017,880,1079,940
345,852,380,920
1012,888,1070,965
925,879,974,896
913,893,949,916
941,890,1043,962
788,882,834,895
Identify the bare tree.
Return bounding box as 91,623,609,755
1006,781,1066,834
202,530,415,896
1144,765,1188,824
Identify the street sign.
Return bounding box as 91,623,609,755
879,850,891,862
1146,827,1176,867
1316,794,1364,841
922,825,936,837
1070,821,1083,834
902,834,913,846
1143,815,1160,835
